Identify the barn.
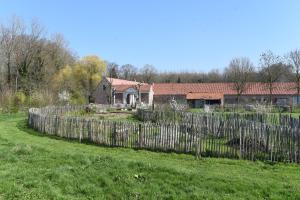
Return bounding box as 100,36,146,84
93,77,300,108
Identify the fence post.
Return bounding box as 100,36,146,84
185,124,188,153
79,119,82,143
112,121,117,146
239,123,243,160
87,119,92,142
139,123,143,148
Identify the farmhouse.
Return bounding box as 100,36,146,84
93,77,300,107
93,77,154,106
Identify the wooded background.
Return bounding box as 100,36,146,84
1,16,300,111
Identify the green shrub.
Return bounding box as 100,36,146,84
0,90,58,112
27,91,55,107
28,92,44,107
70,93,87,105
0,91,26,113
13,91,26,110
1,92,14,113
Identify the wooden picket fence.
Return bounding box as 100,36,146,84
136,109,300,127
28,106,300,163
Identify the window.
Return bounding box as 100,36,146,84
103,85,106,91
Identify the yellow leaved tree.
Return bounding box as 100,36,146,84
52,55,106,104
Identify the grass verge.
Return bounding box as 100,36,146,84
0,113,299,199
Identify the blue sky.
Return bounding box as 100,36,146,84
1,0,300,72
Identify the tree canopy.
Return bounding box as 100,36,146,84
53,56,106,103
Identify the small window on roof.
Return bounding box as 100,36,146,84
103,85,106,91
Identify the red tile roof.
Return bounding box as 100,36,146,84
153,82,299,96
105,77,151,92
106,77,139,85
186,92,224,100
114,84,152,93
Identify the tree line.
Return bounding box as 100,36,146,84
107,51,299,85
1,16,300,111
0,16,106,111
106,50,300,105
0,16,75,94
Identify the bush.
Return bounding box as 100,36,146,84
11,91,26,112
27,91,56,108
0,92,14,113
0,90,58,112
0,90,26,113
70,93,87,105
28,92,45,107
14,91,26,107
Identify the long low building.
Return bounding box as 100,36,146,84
93,77,300,107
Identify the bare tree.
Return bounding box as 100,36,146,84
224,57,254,105
206,69,224,83
139,64,157,83
42,34,75,86
14,20,44,92
259,50,282,104
0,16,75,94
120,64,137,80
289,49,300,104
0,16,24,90
106,62,119,78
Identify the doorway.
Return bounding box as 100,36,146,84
126,94,131,104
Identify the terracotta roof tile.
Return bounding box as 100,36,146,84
186,93,224,100
105,77,151,92
106,77,139,85
153,82,299,96
114,84,151,92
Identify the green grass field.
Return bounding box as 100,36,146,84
0,113,300,199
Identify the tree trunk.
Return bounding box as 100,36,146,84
269,84,273,105
297,81,300,106
7,60,11,89
270,92,273,105
15,76,18,92
236,95,240,112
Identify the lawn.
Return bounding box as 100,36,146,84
0,113,300,199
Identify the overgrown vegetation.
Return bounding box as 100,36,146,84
0,16,107,112
0,113,300,199
65,109,141,122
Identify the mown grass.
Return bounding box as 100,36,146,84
0,113,300,199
